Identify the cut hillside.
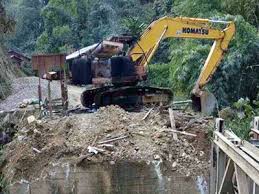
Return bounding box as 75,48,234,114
0,46,23,100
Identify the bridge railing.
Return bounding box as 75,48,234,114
210,116,259,194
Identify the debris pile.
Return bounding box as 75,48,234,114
1,105,212,182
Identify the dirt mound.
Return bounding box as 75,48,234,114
0,77,61,111
1,105,212,182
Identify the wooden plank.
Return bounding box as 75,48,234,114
252,182,259,194
214,131,259,186
47,80,53,118
224,130,241,143
142,107,154,120
97,135,128,144
210,143,217,194
172,100,192,104
242,141,259,157
163,129,197,137
235,164,250,194
168,108,178,140
225,130,259,160
251,128,259,135
218,158,235,194
240,146,259,162
216,147,226,193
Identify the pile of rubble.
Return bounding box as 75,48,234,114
1,105,212,182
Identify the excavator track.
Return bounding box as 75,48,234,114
81,86,173,108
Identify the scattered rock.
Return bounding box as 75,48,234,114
110,160,115,165
0,132,11,144
27,115,36,124
172,161,177,168
154,154,161,160
17,135,26,142
199,151,205,157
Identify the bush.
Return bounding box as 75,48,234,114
225,98,259,139
147,63,171,88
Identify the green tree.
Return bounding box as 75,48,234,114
6,0,44,54
220,0,258,27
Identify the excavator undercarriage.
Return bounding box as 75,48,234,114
81,85,173,108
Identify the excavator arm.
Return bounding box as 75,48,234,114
129,17,235,113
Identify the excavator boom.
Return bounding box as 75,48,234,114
129,17,235,113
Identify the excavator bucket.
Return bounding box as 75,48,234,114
191,91,217,115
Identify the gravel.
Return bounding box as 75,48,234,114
0,77,61,111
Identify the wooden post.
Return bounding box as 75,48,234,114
60,63,68,112
209,142,217,194
168,108,178,140
254,117,259,130
252,182,259,194
38,69,42,108
218,158,235,194
215,118,226,193
48,80,53,118
216,147,226,193
235,164,250,194
216,118,224,133
252,117,259,140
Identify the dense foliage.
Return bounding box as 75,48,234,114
3,0,259,107
0,0,22,100
224,98,259,139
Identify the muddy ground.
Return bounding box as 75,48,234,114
1,105,213,184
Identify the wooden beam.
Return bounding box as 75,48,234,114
97,135,128,144
225,130,259,161
235,164,250,194
214,131,259,186
252,182,259,194
210,143,217,194
142,107,154,120
224,130,241,144
163,129,197,137
251,128,259,136
218,158,235,194
168,108,178,140
239,146,259,162
216,147,226,193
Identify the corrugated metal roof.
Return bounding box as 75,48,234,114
66,43,99,60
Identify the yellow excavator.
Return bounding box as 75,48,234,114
71,16,235,113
